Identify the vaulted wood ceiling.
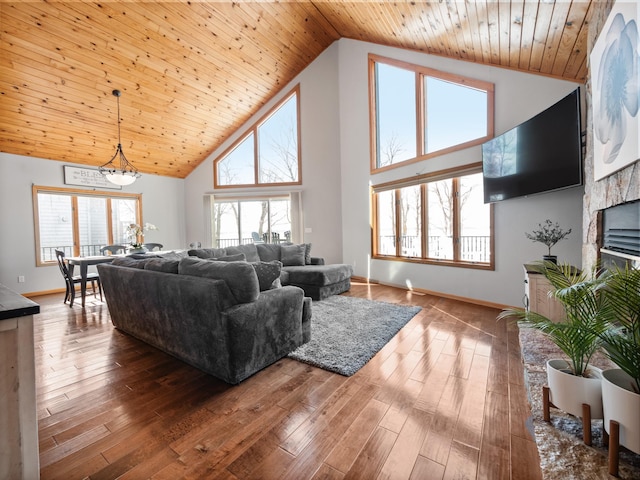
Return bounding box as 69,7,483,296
0,1,601,179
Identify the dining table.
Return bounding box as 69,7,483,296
65,255,116,307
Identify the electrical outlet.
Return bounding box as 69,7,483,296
18,275,25,283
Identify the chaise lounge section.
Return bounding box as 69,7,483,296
188,242,353,301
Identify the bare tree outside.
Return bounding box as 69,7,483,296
260,120,298,183
482,129,517,177
379,131,407,168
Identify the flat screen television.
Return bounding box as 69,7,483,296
482,88,583,203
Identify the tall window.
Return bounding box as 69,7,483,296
214,85,301,188
210,194,301,247
372,167,494,269
370,55,494,172
33,186,141,265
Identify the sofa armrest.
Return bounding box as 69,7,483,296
310,257,325,265
222,285,306,383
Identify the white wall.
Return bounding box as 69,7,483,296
184,42,344,264
337,39,584,307
0,152,185,294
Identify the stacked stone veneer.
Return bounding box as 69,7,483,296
583,0,640,272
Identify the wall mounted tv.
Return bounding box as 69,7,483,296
482,88,583,203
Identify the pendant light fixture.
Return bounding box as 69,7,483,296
99,89,140,186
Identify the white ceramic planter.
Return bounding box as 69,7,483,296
602,369,640,455
546,359,603,419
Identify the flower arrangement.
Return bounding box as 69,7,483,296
525,219,571,259
126,222,158,249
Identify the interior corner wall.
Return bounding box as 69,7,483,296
184,42,344,264
336,38,584,307
0,152,185,295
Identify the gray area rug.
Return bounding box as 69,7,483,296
288,295,421,376
519,326,640,480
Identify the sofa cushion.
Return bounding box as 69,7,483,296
188,248,227,259
158,250,189,259
225,244,260,262
256,243,282,262
144,258,180,273
111,256,151,268
284,264,353,286
212,253,246,262
178,257,259,304
281,244,305,266
251,260,282,291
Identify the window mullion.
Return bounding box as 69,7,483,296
106,199,114,244
394,189,402,257
452,177,461,262
416,72,424,157
421,184,427,259
237,202,242,245
71,196,80,257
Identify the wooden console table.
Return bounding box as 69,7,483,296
0,284,40,479
523,264,567,322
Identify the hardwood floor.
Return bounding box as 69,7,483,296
33,282,542,479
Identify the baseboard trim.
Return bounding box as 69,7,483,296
350,277,511,310
21,288,66,298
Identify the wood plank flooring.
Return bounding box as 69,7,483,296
32,282,542,479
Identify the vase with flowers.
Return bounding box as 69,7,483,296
126,222,158,253
525,219,572,263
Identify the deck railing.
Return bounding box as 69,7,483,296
378,235,491,263
41,244,106,262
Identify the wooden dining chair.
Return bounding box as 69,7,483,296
55,249,102,307
142,243,163,251
100,244,127,255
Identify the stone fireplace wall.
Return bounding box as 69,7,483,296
583,0,640,272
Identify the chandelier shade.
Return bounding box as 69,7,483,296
99,89,140,186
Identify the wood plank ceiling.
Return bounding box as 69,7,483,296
0,1,600,179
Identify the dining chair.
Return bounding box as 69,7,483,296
142,243,163,251
100,244,127,255
55,249,102,307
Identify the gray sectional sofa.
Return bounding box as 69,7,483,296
188,242,353,301
98,255,311,384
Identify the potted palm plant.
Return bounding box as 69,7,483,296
597,265,640,463
499,261,606,423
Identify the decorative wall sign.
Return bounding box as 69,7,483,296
63,165,122,189
591,1,640,181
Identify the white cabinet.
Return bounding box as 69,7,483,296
523,264,567,322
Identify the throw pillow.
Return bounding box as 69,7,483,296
178,257,259,304
251,261,282,291
210,253,246,262
281,244,305,266
280,242,312,264
303,243,312,264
